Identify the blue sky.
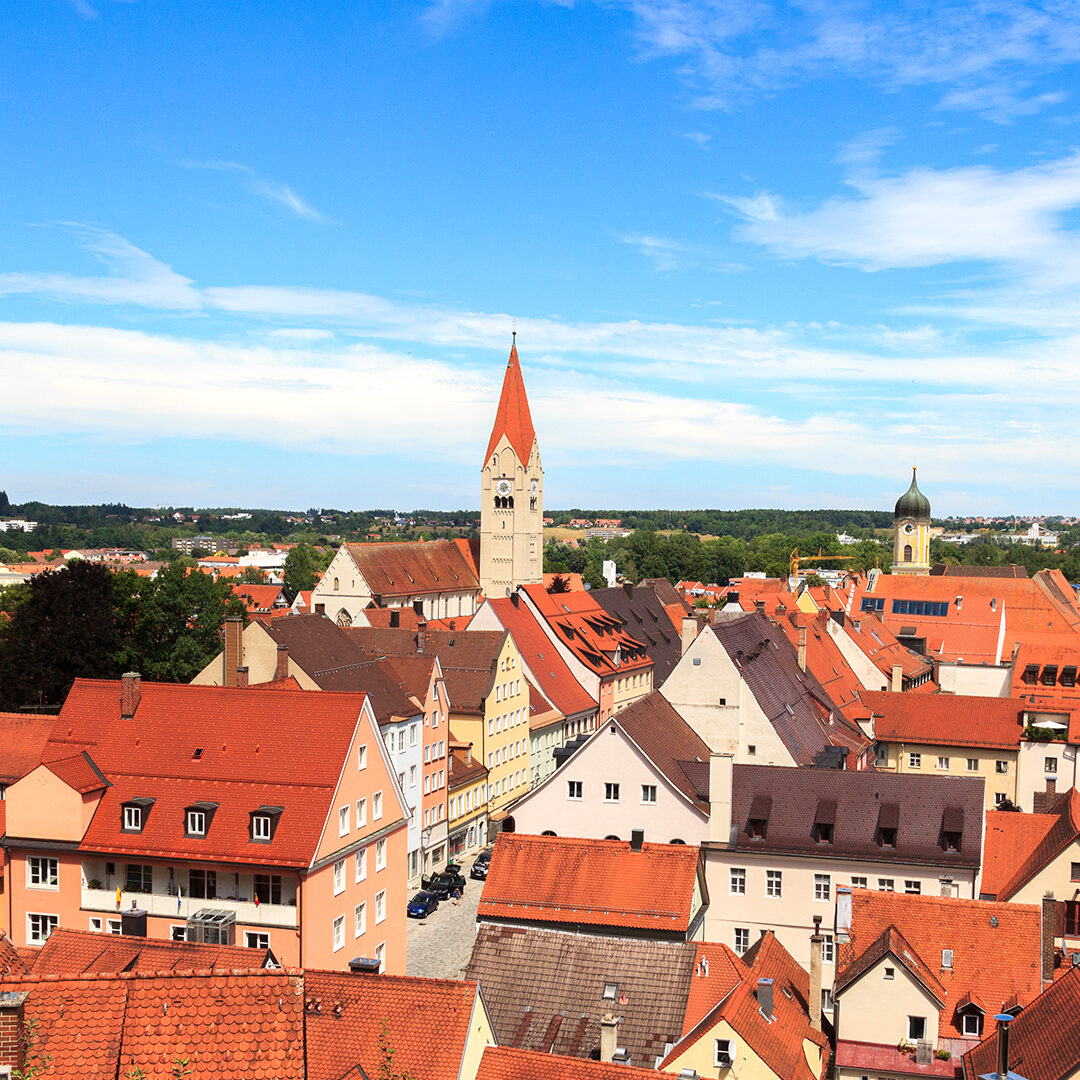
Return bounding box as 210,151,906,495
3,1,1080,515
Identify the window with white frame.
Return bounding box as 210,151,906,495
766,869,782,898
355,902,366,937
967,758,979,772
962,1012,982,1037
252,814,271,841
878,878,895,892
170,925,187,941
567,780,582,800
356,798,366,827
374,792,383,819
410,724,418,746
27,857,58,890
355,847,367,882
714,1038,735,1068
333,915,345,952
733,928,750,955
376,838,386,871
358,744,368,770
123,805,142,831
814,873,831,901
907,1016,927,1041
851,876,868,888
245,932,270,949
375,941,385,973
375,890,386,923
186,810,206,836
89,916,103,932
908,753,921,769
730,868,746,895
27,913,57,945
333,859,345,895
996,760,1009,774
937,756,950,770
822,933,834,963
995,793,1007,806
603,782,620,802
904,880,921,894
339,806,350,836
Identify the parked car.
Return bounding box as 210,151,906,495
422,869,465,898
470,848,493,880
407,891,440,919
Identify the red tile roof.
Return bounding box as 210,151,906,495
962,964,1080,1080
482,596,597,718
477,833,701,933
304,971,483,1080
484,341,537,467
230,583,286,612
343,539,480,599
44,752,109,794
836,608,934,682
837,890,1043,1040
0,712,55,785
30,927,273,975
40,679,379,867
477,1046,664,1079
775,610,865,721
863,690,1024,750
0,931,28,975
681,942,746,1034
837,1040,957,1078
980,789,1080,900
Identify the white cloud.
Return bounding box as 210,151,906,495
718,151,1080,280
615,232,746,273
683,131,712,148
835,127,900,168
180,161,329,222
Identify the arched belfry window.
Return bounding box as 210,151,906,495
903,544,913,562
336,609,353,627
333,577,340,591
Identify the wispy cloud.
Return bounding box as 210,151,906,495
683,131,712,148
180,160,330,222
835,127,901,168
66,0,99,18
716,151,1080,282
615,232,746,273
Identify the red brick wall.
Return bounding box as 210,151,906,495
0,1002,26,1070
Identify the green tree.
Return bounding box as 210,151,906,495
282,543,319,602
236,566,268,584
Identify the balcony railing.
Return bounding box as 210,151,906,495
81,887,298,928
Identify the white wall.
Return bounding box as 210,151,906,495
937,663,1012,697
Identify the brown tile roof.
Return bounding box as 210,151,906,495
837,890,1043,1040
449,746,487,789
526,680,563,732
590,584,685,686
484,341,537,467
477,1046,665,1079
29,927,273,975
343,540,480,599
962,964,1080,1080
0,712,55,786
466,923,696,1067
477,833,701,934
725,763,984,868
614,691,711,811
980,789,1080,900
304,970,483,1080
863,689,1024,750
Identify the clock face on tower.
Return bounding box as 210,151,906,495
496,479,512,496
903,523,915,535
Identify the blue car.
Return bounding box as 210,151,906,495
407,891,439,919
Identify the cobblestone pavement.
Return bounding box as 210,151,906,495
405,857,484,980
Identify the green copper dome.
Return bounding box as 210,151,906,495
894,467,931,521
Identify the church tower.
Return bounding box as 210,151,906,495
891,467,931,575
480,336,543,597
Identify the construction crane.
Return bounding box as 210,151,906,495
789,547,853,588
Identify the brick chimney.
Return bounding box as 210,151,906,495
1034,776,1057,814
120,672,141,720
891,664,904,692
599,1013,619,1064
275,643,289,682
1042,892,1057,986
416,620,427,654
797,627,807,672
809,915,824,1031
707,752,734,846
224,616,243,687
0,990,29,1073
236,666,249,689
681,617,697,656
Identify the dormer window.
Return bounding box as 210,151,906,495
250,805,283,843
748,795,772,840
185,801,218,837
1022,664,1039,685
252,815,271,840
122,797,155,833
815,823,834,844
879,827,897,848
814,799,836,845
877,803,899,848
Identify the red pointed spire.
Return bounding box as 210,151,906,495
484,334,537,467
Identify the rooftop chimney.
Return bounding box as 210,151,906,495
681,617,697,656
1034,776,1057,814
0,990,29,1074
797,626,807,672
236,665,249,689
348,957,382,975
756,977,773,1019
611,1048,631,1066
511,590,520,608
121,906,148,937
755,600,766,615
120,672,141,720
599,1013,619,1064
809,915,823,1032
630,828,644,852
1042,892,1057,986
275,643,289,682
224,616,243,687
707,752,734,846
623,581,634,598
891,664,904,692
416,620,427,654
995,1013,1013,1080
389,609,400,628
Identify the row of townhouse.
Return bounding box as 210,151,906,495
0,676,409,971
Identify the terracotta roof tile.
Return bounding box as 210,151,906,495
477,833,701,933
0,712,55,785
477,1046,665,1079
590,584,685,686
864,690,1024,749
0,931,28,975
343,540,480,599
